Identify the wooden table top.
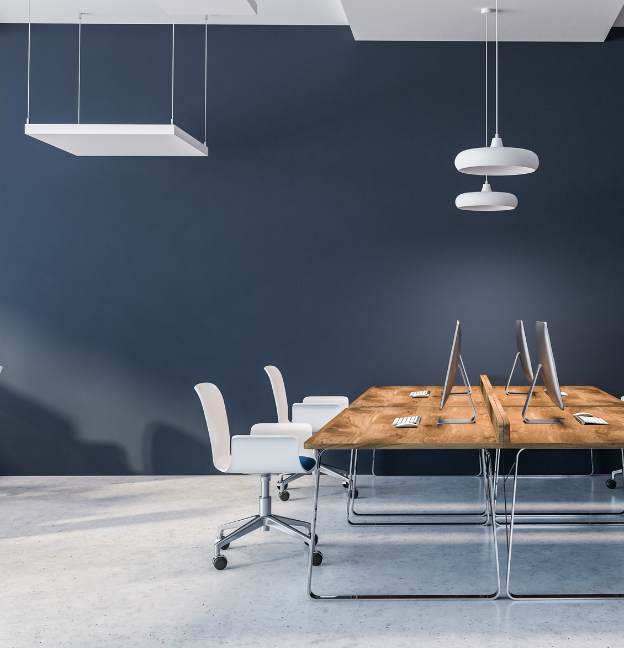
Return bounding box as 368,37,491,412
304,378,624,452
505,406,624,449
303,405,500,450
492,385,624,409
350,385,485,408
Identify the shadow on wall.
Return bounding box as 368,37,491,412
143,422,212,475
0,385,133,475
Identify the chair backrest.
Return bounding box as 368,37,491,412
194,383,232,473
264,365,290,423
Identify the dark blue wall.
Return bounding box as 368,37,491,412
0,24,623,475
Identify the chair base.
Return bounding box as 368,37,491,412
214,475,321,568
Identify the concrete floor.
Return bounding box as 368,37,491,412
1,473,624,647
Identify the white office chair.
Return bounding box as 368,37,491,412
195,382,323,570
264,365,349,499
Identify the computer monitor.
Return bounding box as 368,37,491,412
505,320,534,395
522,320,564,424
437,321,476,424
536,321,564,410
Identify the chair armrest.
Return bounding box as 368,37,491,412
229,435,307,475
250,422,313,456
303,396,349,409
292,402,345,433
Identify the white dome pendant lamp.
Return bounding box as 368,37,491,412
456,8,517,211
455,1,538,176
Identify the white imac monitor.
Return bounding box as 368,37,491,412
522,321,564,423
506,320,534,395
437,321,476,425
536,321,564,410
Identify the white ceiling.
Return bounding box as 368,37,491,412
1,0,624,41
341,0,624,42
0,0,349,25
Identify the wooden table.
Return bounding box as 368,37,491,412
303,377,624,601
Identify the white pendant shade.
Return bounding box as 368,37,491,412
25,124,208,157
455,136,538,176
456,181,517,211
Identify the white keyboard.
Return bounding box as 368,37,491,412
574,412,608,425
392,416,421,428
410,391,430,398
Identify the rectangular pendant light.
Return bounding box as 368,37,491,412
24,123,208,157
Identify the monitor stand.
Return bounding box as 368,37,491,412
522,364,564,424
505,352,531,395
436,355,477,425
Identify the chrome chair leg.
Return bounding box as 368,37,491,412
272,515,312,532
266,516,312,542
217,515,256,535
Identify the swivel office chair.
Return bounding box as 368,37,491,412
195,382,323,570
264,365,349,500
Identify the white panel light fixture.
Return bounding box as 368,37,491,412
456,8,517,211
455,1,538,176
25,11,209,157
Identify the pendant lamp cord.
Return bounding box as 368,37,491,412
485,10,487,147
78,14,82,124
485,9,488,183
495,0,498,136
204,16,208,145
171,22,175,125
26,0,31,124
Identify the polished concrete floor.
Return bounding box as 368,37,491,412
1,472,624,647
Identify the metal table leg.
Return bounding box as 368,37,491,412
505,448,624,599
307,450,501,600
347,449,490,525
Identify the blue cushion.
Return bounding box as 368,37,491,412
299,456,316,471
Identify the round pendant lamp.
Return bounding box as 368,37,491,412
456,181,517,211
456,9,517,211
455,2,538,176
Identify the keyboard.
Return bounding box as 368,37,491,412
573,412,608,425
392,416,421,428
410,391,430,398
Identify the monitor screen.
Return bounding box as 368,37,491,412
516,320,534,383
536,321,564,410
440,321,461,410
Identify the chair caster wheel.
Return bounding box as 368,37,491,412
213,556,228,570
342,482,349,488
312,551,323,566
352,489,359,499
305,534,319,547
220,542,230,550
606,479,617,489
279,490,290,501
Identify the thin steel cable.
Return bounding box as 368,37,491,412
485,10,488,147
171,22,175,124
78,14,81,124
204,16,208,145
495,0,498,135
27,0,31,123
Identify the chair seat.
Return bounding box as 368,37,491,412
299,456,316,471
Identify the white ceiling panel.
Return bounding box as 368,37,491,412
154,0,257,16
339,0,624,42
0,0,348,25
